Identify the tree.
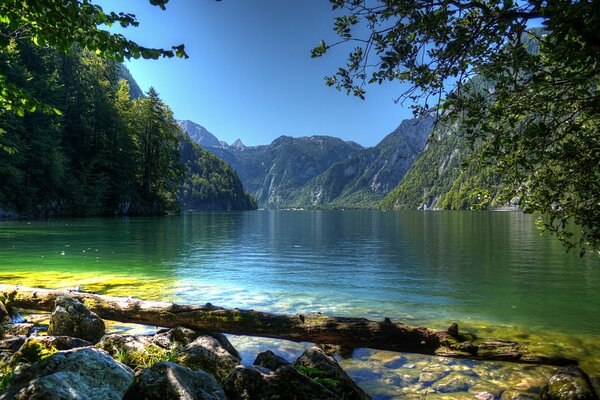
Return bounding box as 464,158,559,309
314,0,600,253
0,0,187,116
135,87,183,213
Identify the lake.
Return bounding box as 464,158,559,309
1,210,599,398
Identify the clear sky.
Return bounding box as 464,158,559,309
97,0,415,147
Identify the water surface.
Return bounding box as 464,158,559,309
1,210,599,398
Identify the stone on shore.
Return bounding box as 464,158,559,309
125,361,227,400
0,303,11,325
0,347,134,400
47,296,105,343
253,350,290,371
293,346,372,400
224,365,341,400
176,335,240,382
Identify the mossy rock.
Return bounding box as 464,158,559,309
541,366,599,400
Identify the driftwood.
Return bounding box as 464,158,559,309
0,284,575,366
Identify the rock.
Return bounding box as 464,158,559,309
431,372,474,393
3,324,34,337
253,350,290,370
125,361,227,400
153,327,239,358
11,336,92,365
541,366,599,400
176,335,240,382
501,390,538,400
0,337,25,353
223,365,340,400
23,336,91,351
153,326,202,349
0,347,134,400
293,346,371,400
475,392,496,400
208,333,240,360
0,302,11,324
97,334,164,369
47,296,105,343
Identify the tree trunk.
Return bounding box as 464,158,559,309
0,284,575,366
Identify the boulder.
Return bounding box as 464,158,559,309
541,366,599,400
223,365,340,400
47,296,105,343
253,350,290,370
293,346,371,400
125,361,227,400
11,336,92,365
0,337,25,353
23,336,91,351
97,334,164,369
152,327,239,357
0,302,11,324
431,372,473,393
501,390,538,400
152,326,202,349
0,347,134,400
3,324,34,337
176,335,240,382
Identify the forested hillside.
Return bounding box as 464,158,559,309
207,135,363,208
291,117,433,208
0,38,255,217
179,133,256,211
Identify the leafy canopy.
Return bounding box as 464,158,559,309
315,0,600,253
0,0,188,115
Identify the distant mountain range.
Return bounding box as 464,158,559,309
177,118,435,209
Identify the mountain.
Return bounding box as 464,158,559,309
178,118,434,209
291,116,434,208
177,120,223,149
179,132,257,211
380,80,505,211
379,122,504,210
208,136,364,208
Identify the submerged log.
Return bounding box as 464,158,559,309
0,284,575,366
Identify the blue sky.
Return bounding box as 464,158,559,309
98,0,415,147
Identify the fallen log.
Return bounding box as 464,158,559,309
0,284,575,366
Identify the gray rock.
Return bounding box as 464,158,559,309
0,347,134,400
431,372,473,393
48,296,105,343
23,336,91,351
125,361,226,400
501,391,538,400
0,302,11,324
177,335,240,382
153,327,239,358
293,346,371,400
10,336,92,365
253,350,290,370
541,366,599,400
153,326,202,349
3,324,34,337
97,334,162,368
0,337,25,353
224,365,340,400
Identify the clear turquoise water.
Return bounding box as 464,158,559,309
1,210,599,397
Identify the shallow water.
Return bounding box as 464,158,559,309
1,210,599,398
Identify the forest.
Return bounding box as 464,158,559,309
0,37,255,217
